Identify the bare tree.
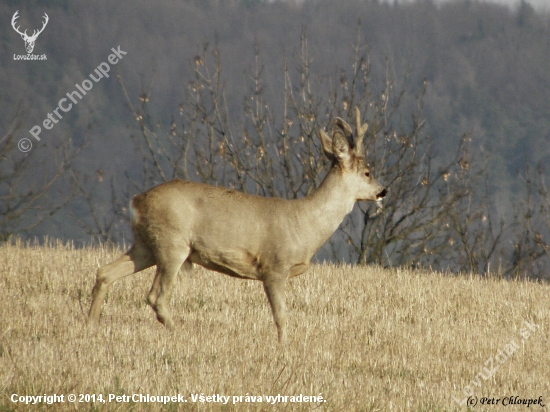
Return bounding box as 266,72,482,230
509,165,550,279
112,29,513,275
0,104,73,240
69,170,125,243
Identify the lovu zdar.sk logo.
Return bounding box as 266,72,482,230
12,10,48,60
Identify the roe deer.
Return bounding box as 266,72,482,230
88,107,386,342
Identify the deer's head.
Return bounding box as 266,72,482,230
320,107,387,202
12,11,49,54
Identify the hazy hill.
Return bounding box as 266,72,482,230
1,0,550,273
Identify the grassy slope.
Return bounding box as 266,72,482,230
0,240,548,411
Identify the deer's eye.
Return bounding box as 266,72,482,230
364,171,370,177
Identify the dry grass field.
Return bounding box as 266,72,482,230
0,239,549,411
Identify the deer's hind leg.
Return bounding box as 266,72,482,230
146,246,190,330
88,242,155,323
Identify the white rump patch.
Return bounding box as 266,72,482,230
129,199,139,224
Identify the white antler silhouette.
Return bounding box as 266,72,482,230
12,11,49,54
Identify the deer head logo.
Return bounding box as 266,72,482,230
11,10,49,54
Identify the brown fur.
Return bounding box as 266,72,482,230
88,108,386,342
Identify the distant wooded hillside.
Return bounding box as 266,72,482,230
1,0,549,276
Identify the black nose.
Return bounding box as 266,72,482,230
377,188,387,199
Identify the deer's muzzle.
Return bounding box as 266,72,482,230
376,188,387,200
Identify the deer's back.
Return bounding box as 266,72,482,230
130,179,309,279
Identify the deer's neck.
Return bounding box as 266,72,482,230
297,168,356,253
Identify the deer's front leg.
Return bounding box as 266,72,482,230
263,277,288,343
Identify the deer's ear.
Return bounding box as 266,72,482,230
332,130,352,166
319,129,334,161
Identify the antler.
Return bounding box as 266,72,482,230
353,107,368,156
11,11,48,40
11,11,27,37
30,13,49,40
332,107,368,155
